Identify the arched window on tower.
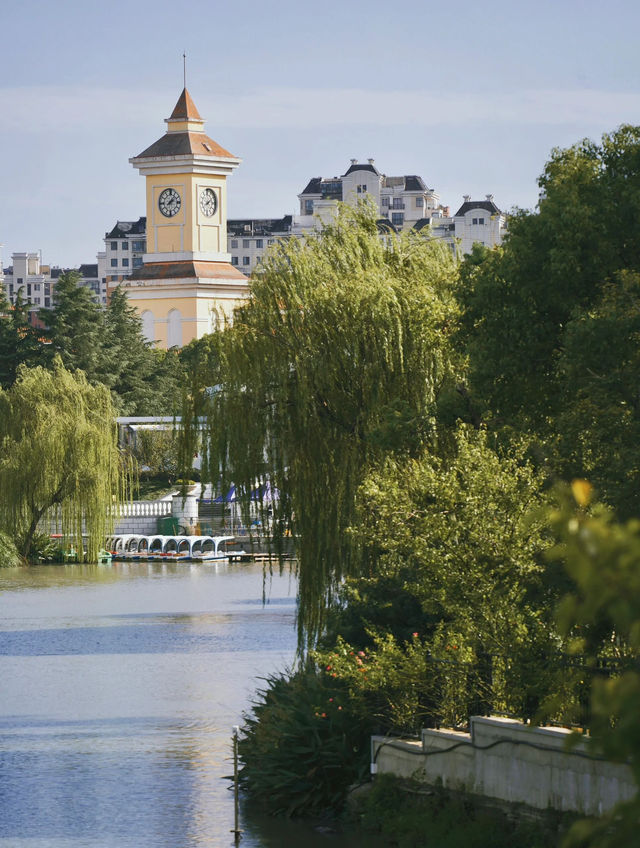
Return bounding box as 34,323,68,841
167,308,182,348
141,310,155,344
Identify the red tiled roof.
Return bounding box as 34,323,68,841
169,88,202,121
134,131,235,160
129,261,247,281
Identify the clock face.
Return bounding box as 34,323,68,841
199,187,218,217
158,187,181,217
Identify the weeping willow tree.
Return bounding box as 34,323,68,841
0,358,125,562
181,203,461,645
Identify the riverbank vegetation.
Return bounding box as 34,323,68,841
175,123,640,844
352,774,559,848
0,359,127,562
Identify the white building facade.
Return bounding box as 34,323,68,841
100,159,507,283
2,251,108,319
103,217,147,294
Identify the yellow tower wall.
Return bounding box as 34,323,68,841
145,173,228,256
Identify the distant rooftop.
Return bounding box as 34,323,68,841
106,217,147,239
454,197,502,217
228,215,293,237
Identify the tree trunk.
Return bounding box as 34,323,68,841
21,507,46,562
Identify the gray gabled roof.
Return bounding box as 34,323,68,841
342,162,380,177
300,177,323,195
454,200,502,217
106,217,147,239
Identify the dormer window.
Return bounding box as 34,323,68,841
357,184,367,193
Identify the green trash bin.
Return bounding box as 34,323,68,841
157,515,180,534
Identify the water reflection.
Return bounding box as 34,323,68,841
0,563,385,847
0,563,297,847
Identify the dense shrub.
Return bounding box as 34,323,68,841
238,666,374,817
0,531,20,567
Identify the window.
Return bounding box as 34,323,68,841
167,308,182,348
44,297,50,307
391,212,404,227
27,284,31,296
472,218,478,225
17,277,23,285
268,239,275,245
381,196,390,207
132,240,145,252
357,184,367,194
243,239,250,248
121,242,128,250
478,217,485,224
110,242,117,250
231,256,238,266
304,199,313,215
415,197,423,208
132,257,143,268
255,239,263,249
122,258,129,267
34,283,41,292
392,198,404,210
231,239,238,248
34,297,41,305
110,259,117,267
141,310,154,344
243,256,250,266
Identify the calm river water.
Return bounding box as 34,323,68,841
0,563,379,848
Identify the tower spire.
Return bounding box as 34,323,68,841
183,51,186,89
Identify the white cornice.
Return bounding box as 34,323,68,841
142,251,231,263
130,154,241,176
121,282,249,300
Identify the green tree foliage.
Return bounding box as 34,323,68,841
101,286,184,415
0,359,125,561
549,483,640,847
556,271,640,518
39,275,184,415
458,125,640,430
182,203,461,644
40,271,104,379
0,289,47,388
133,428,179,478
355,428,550,658
0,531,20,568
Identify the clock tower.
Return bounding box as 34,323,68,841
122,88,248,348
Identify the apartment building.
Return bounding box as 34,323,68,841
2,251,108,319
427,194,506,256
227,215,292,275
103,217,147,292
295,158,448,233
100,160,506,282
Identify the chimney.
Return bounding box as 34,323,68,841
463,194,471,203
486,194,494,201
367,158,375,165
350,158,358,165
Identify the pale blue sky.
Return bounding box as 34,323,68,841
1,0,639,267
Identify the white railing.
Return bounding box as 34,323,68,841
114,500,173,518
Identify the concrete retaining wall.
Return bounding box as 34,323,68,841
372,716,636,817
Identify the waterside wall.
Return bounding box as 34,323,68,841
372,715,636,817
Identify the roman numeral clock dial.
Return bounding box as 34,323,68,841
158,188,181,217
199,187,217,217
